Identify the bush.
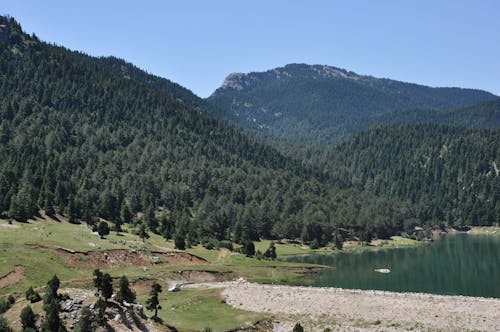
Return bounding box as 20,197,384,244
25,287,41,303
0,316,13,332
217,240,233,251
293,323,304,332
7,295,14,305
20,305,36,330
201,239,216,250
0,298,12,314
241,240,255,257
309,239,320,249
174,234,186,250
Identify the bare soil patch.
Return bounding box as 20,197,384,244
36,246,207,268
175,270,234,282
0,265,25,288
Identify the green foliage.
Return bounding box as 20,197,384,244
46,275,60,299
97,221,110,239
263,241,277,260
174,233,186,250
20,305,36,331
146,282,163,318
116,276,136,304
74,306,94,332
92,269,112,301
2,16,491,251
333,232,343,250
101,274,113,301
0,298,11,314
0,316,13,332
43,275,60,307
41,299,62,332
25,287,41,303
94,297,107,326
137,223,150,243
92,269,103,294
241,240,255,257
293,322,304,332
217,240,233,251
328,124,500,227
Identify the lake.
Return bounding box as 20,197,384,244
284,233,500,298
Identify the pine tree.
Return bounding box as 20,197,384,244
146,282,162,318
93,269,104,294
264,241,277,260
174,233,186,250
41,298,62,332
74,306,94,332
138,223,149,243
20,305,36,330
94,297,107,325
101,273,113,302
116,276,136,304
97,221,110,239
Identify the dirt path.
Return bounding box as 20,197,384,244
188,282,500,331
0,265,25,288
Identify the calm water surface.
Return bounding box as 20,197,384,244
284,234,500,298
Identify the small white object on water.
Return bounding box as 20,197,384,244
374,268,391,273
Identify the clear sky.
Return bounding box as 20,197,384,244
2,0,500,97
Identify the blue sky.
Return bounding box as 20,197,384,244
3,0,500,97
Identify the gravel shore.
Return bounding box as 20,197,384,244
188,282,500,331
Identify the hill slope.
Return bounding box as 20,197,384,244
208,63,498,145
319,124,500,226
375,98,500,128
0,16,422,244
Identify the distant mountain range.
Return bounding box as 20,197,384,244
208,63,499,145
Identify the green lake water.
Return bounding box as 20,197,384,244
284,234,500,298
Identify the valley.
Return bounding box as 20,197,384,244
0,12,499,332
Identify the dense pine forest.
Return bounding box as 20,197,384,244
0,16,498,252
0,16,421,247
299,125,500,226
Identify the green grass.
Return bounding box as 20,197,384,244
138,288,265,332
0,217,432,331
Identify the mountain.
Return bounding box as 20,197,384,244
208,63,498,145
0,16,423,244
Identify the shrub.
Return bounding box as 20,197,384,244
293,323,304,332
217,240,233,251
25,287,42,303
20,305,36,330
0,298,11,314
0,316,13,332
309,239,320,249
174,233,186,250
241,240,255,257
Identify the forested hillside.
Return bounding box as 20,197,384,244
308,124,499,226
0,16,422,246
208,64,498,145
374,98,500,128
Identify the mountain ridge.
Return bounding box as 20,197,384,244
208,63,498,145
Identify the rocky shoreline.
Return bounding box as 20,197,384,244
189,281,500,331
